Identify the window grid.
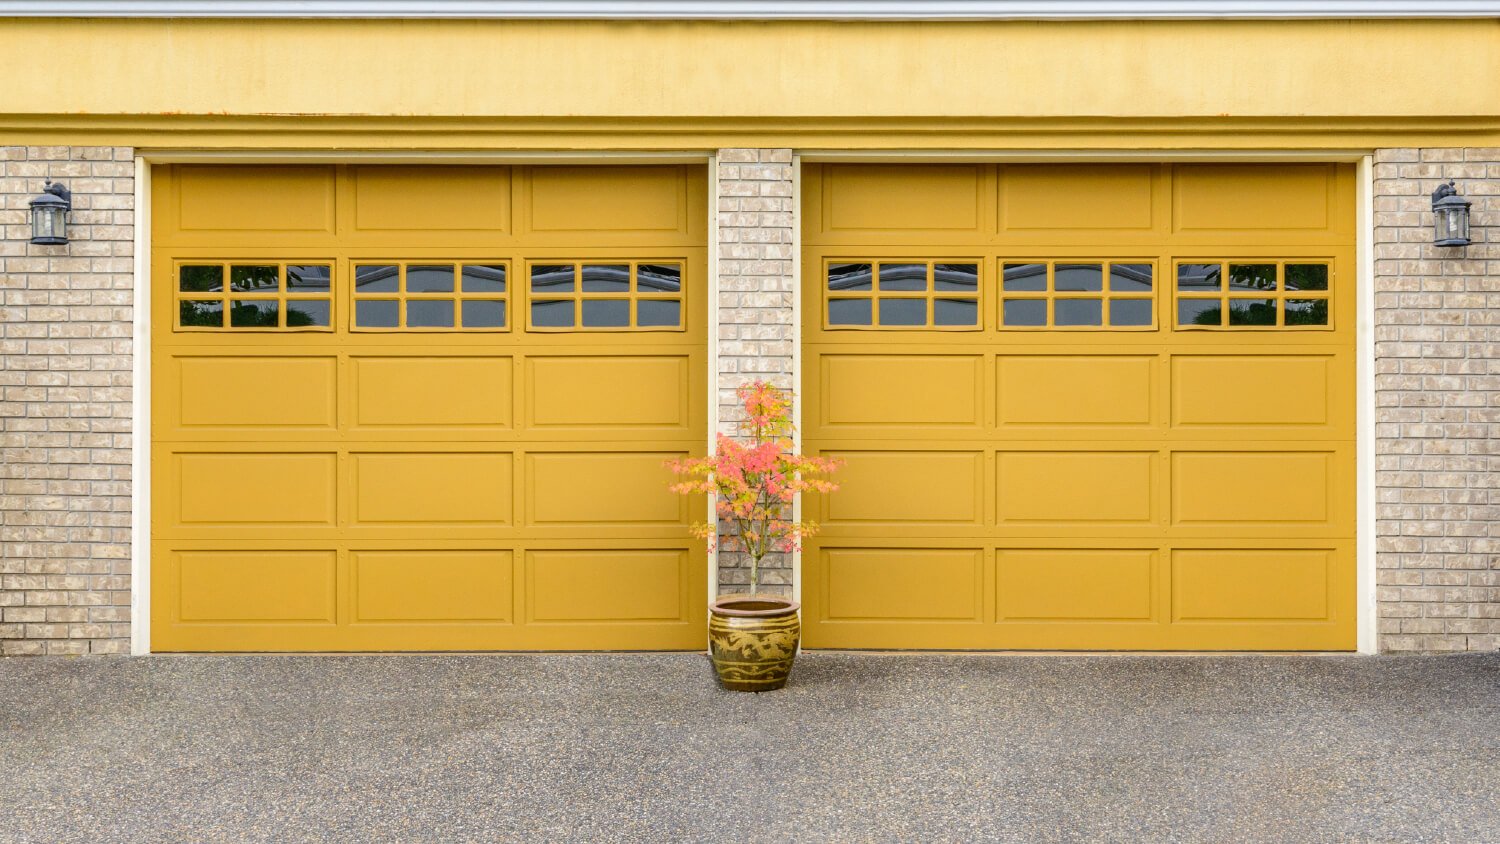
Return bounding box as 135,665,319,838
175,261,334,331
525,260,685,332
351,262,509,332
1000,260,1156,330
824,260,981,330
1174,260,1332,329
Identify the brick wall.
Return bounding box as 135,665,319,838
0,146,134,655
1373,147,1499,653
713,149,796,597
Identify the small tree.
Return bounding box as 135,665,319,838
669,381,839,596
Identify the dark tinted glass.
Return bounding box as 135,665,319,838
284,299,330,327
582,299,629,327
828,298,872,325
828,263,873,292
178,299,223,327
1054,263,1103,292
1228,298,1277,326
934,298,978,326
1285,299,1329,326
407,265,454,293
356,299,399,327
1285,264,1329,291
407,299,454,328
531,265,576,293
1055,298,1103,326
286,265,331,294
879,264,927,291
934,263,978,292
582,264,631,293
355,264,399,293
461,264,506,293
179,265,222,293
1109,263,1153,292
1003,263,1047,292
229,265,278,292
461,299,506,328
637,264,682,293
1178,299,1221,326
1110,298,1153,326
1228,264,1276,292
879,298,926,326
1003,299,1046,326
1177,264,1221,292
531,299,574,328
637,299,681,327
229,299,279,327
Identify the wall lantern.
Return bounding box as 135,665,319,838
29,179,71,246
1431,180,1472,248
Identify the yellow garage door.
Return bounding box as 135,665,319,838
151,164,707,651
802,163,1356,650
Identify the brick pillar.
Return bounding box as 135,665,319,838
713,149,796,597
1373,147,1500,653
0,146,134,655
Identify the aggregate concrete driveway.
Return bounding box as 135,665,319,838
1,652,1497,843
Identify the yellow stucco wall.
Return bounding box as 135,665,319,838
2,18,1497,149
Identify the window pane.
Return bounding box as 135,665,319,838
179,265,223,293
229,265,278,293
461,264,507,293
828,263,872,292
828,298,872,326
582,264,631,293
1178,299,1221,327
531,265,575,293
1285,264,1329,291
879,298,926,326
934,298,978,326
1110,298,1153,326
284,299,330,328
178,299,223,327
637,299,681,327
1003,263,1047,292
229,299,279,327
1054,263,1103,292
1177,264,1221,292
1285,299,1329,326
407,265,454,293
407,299,454,328
1003,298,1046,326
356,299,399,328
1228,264,1276,292
531,299,575,328
1055,298,1103,326
878,263,927,292
934,263,978,292
637,264,682,293
582,299,629,327
285,265,330,294
355,264,399,293
1109,264,1153,292
1227,298,1277,326
461,299,506,328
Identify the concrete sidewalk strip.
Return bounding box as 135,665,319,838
1,653,1496,843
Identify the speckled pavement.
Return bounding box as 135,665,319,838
1,652,1496,843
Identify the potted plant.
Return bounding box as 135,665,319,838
669,381,839,692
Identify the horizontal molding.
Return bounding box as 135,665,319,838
5,0,1499,18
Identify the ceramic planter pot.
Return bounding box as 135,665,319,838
708,595,800,692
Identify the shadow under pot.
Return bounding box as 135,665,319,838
708,595,801,692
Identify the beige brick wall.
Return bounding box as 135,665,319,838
0,146,134,656
714,149,796,596
1373,147,1499,653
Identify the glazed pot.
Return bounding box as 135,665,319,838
708,595,800,692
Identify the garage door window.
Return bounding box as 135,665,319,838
352,262,508,331
526,261,683,331
1000,261,1155,329
177,262,333,330
1176,261,1330,329
826,261,980,329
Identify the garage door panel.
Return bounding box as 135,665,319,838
821,164,985,235
997,451,1156,526
525,452,687,527
997,355,1157,429
525,355,692,433
171,165,336,239
1171,450,1333,528
822,547,984,623
1171,354,1333,429
1173,164,1333,235
996,549,1156,622
351,550,514,623
1000,164,1158,234
824,451,984,525
352,165,512,235
173,452,338,527
1172,548,1334,622
351,356,513,432
173,549,337,624
172,355,339,432
526,549,688,623
817,354,984,433
353,452,514,526
527,166,695,238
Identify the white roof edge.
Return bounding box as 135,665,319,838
3,0,1499,18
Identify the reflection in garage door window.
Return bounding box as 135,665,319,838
1175,261,1331,329
527,261,684,331
1000,261,1155,330
826,261,979,330
352,262,508,331
175,262,333,331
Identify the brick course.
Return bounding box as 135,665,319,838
1373,147,1499,653
0,146,133,656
